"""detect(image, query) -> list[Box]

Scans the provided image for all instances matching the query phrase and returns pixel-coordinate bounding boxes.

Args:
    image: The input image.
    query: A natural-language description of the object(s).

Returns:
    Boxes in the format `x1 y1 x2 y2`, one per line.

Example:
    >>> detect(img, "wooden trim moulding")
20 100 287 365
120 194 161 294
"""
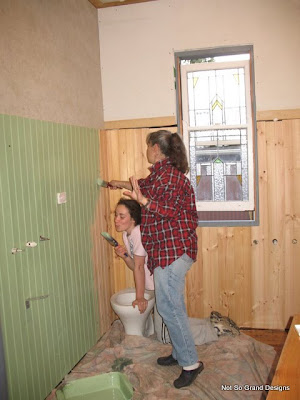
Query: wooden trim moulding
256 109 300 121
88 0 156 9
104 116 177 130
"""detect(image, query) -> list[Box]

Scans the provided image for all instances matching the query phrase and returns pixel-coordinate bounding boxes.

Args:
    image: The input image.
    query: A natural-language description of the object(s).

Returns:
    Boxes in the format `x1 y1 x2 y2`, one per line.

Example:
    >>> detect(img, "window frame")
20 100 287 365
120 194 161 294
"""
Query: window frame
174 45 259 227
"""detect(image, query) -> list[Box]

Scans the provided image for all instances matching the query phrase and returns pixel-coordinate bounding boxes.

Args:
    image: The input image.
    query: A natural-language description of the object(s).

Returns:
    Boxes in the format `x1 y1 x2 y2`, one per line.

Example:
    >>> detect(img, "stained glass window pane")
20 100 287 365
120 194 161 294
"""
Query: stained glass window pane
178 49 256 221
187 68 246 127
189 129 249 203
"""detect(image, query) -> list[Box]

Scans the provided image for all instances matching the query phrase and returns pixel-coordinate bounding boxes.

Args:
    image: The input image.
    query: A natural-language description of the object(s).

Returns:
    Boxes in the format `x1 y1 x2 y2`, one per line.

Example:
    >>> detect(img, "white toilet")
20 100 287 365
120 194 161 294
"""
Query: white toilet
110 288 155 336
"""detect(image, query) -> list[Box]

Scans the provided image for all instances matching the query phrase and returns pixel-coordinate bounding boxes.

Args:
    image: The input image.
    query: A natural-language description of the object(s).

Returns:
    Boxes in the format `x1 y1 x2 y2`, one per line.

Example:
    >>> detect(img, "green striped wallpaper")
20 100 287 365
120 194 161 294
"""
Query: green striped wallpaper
0 114 100 400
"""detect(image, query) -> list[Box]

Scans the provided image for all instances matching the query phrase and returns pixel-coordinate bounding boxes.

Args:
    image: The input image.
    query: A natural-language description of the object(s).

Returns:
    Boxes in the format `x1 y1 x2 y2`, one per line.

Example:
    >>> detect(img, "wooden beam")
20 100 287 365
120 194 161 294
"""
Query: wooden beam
88 0 157 9
256 109 300 121
104 116 177 130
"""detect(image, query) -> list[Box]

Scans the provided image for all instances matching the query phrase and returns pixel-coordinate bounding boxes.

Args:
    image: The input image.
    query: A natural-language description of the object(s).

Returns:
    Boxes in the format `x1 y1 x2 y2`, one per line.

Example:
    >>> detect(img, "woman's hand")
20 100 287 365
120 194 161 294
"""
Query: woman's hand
132 297 148 314
114 245 128 259
108 180 121 190
109 180 133 190
123 176 147 206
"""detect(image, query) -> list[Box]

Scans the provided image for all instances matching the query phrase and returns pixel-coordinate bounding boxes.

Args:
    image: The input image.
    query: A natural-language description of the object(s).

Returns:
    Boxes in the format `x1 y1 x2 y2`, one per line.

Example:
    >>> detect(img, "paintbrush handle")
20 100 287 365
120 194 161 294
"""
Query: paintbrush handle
113 242 129 258
113 241 129 257
101 232 129 257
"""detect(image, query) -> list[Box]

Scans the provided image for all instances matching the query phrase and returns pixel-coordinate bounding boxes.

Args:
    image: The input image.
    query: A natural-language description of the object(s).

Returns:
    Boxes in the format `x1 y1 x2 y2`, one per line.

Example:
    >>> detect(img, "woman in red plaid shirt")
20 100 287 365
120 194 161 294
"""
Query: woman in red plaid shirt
110 130 204 389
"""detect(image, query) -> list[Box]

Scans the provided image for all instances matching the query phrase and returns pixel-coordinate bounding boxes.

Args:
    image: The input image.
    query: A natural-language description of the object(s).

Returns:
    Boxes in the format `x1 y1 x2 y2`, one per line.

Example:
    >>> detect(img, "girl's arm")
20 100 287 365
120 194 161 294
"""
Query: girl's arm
132 255 148 314
115 247 148 313
114 245 134 270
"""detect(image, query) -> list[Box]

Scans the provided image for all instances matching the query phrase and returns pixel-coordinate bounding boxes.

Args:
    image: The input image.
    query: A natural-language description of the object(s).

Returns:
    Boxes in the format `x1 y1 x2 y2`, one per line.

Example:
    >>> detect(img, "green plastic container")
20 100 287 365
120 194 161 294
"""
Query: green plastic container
55 372 133 400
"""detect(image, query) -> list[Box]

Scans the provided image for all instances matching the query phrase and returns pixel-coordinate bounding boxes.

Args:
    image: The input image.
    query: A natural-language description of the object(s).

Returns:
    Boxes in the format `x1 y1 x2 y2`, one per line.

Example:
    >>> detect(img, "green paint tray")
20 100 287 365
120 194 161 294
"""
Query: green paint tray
55 372 133 400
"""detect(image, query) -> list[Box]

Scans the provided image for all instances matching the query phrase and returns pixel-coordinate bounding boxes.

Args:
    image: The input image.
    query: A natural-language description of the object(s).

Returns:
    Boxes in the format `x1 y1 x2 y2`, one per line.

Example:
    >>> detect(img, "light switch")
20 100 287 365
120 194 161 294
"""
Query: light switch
57 192 67 204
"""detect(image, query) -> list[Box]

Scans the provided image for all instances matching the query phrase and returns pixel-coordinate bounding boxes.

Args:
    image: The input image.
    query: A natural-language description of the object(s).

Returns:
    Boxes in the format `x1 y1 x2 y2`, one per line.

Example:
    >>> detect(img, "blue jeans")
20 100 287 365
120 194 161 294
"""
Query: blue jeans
154 253 198 367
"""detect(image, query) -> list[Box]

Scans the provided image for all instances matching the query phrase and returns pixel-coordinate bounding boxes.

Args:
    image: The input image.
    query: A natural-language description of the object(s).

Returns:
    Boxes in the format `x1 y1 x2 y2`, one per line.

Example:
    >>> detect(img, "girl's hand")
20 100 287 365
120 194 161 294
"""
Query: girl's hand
114 245 128 259
132 297 148 314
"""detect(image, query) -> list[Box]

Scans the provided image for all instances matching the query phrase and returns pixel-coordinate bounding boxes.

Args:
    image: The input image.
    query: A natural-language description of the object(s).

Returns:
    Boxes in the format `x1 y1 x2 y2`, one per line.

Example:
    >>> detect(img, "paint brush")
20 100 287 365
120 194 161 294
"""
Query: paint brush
96 178 123 189
101 232 128 257
96 178 111 188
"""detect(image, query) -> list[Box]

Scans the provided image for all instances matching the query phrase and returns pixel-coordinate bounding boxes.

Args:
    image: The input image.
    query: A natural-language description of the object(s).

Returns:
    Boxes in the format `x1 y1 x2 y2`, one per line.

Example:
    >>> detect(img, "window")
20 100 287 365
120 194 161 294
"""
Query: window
175 46 258 226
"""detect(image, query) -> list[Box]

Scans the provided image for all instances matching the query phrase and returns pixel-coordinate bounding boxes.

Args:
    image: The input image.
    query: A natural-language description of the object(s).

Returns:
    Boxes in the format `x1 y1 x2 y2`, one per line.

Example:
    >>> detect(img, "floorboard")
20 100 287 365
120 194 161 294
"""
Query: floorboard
241 328 288 366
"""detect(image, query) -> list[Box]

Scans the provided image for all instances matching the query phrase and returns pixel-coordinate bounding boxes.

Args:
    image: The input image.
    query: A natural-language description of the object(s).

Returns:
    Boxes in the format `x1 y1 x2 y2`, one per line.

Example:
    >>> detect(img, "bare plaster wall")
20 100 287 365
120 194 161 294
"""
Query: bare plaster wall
0 0 104 128
98 0 300 122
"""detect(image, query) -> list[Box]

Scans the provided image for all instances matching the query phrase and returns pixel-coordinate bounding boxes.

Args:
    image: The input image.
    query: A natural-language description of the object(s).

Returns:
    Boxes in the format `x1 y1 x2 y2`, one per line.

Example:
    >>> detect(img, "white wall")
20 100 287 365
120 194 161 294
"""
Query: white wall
98 0 300 122
0 0 104 128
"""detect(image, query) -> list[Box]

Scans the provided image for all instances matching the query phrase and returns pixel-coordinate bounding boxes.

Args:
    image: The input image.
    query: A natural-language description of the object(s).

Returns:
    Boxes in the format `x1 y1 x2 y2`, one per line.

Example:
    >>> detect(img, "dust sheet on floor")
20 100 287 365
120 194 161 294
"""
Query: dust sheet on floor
62 320 276 399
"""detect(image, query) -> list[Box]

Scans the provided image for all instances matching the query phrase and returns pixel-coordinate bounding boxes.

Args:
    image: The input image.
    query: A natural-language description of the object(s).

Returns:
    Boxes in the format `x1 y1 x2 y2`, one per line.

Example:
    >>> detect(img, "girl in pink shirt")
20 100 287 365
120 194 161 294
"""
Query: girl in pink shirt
114 198 154 313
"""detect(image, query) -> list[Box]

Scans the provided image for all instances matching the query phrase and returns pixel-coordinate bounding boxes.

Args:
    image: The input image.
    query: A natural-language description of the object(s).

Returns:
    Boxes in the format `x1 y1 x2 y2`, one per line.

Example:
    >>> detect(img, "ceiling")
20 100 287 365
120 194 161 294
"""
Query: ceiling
88 0 157 8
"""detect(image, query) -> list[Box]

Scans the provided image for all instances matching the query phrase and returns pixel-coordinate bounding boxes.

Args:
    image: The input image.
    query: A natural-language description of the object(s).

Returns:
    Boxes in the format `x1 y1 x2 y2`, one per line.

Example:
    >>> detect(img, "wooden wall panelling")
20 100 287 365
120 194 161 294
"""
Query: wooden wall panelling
252 121 286 329
192 228 219 318
251 120 299 329
185 227 204 317
282 120 294 325
266 121 286 328
219 228 238 317
195 226 252 324
100 127 177 299
250 121 268 327
122 130 137 289
232 226 252 324
99 121 300 330
292 120 300 315
132 129 148 177
284 120 300 320
106 130 127 294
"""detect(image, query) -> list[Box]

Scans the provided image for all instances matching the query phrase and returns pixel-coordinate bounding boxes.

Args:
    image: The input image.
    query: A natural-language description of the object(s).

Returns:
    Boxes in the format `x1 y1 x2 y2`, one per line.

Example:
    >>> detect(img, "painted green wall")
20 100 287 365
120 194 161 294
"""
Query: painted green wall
0 114 100 400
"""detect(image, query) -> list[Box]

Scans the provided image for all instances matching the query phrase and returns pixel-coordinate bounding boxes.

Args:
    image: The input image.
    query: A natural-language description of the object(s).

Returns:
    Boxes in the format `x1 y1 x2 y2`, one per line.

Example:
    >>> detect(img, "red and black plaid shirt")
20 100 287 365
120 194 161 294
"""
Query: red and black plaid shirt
138 158 198 274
